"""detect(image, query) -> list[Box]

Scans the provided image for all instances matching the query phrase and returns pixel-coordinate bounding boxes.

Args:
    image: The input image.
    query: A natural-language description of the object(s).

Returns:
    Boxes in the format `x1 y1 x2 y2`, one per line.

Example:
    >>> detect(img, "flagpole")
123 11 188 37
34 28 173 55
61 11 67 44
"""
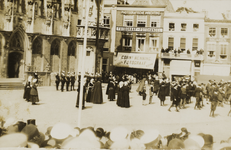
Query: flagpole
77 0 89 128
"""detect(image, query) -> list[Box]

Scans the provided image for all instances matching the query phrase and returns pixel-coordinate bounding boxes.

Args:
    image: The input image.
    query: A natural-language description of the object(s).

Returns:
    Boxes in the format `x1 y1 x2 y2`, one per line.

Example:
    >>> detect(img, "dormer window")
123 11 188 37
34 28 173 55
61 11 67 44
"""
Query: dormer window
181 23 187 31
169 23 175 31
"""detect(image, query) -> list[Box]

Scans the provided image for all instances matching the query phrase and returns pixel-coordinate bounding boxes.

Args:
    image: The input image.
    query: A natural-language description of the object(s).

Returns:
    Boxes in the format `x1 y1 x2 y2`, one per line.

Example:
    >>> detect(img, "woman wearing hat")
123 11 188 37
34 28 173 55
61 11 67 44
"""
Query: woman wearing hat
121 81 130 108
86 78 94 102
30 75 39 105
23 75 32 102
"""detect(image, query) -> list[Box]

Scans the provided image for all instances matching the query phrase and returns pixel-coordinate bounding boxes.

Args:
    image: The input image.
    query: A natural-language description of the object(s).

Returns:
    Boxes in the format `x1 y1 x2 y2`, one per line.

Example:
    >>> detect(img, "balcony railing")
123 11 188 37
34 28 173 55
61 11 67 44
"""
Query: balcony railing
76 25 110 40
161 53 204 60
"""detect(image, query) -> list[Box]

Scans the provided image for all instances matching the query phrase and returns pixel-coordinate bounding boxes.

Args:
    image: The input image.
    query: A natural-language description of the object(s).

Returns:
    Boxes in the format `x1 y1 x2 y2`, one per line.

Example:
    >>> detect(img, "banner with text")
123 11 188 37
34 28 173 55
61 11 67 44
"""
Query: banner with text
113 53 157 69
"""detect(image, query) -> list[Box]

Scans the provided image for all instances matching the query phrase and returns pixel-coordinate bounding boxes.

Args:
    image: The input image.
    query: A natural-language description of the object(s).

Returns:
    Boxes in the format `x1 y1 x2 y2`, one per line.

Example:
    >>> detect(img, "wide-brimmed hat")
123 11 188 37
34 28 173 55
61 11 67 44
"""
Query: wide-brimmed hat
140 129 159 144
0 133 27 148
168 139 185 149
110 126 128 142
184 135 205 149
3 117 17 129
50 122 72 140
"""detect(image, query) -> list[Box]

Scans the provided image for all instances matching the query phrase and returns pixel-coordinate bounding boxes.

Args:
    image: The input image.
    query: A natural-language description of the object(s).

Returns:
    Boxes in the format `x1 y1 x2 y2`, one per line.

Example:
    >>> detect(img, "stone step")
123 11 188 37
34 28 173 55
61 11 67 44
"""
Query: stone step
0 78 25 90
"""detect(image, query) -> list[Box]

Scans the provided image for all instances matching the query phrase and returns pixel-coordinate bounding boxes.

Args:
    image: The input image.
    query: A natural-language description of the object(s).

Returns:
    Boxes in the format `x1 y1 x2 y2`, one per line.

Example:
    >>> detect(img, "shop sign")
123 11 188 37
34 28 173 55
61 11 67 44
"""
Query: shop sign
116 26 163 33
121 11 161 16
113 52 156 69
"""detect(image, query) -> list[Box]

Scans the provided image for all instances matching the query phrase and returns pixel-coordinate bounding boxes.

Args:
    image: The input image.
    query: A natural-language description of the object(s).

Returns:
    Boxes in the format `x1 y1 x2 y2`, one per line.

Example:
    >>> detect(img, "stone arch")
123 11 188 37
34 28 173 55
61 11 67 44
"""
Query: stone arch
50 38 60 72
7 28 29 78
67 40 77 73
32 36 43 71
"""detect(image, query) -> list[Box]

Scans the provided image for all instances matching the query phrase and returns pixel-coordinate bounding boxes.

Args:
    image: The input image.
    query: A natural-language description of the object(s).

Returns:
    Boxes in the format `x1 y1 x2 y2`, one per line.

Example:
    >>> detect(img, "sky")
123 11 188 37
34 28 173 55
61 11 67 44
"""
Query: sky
127 0 231 13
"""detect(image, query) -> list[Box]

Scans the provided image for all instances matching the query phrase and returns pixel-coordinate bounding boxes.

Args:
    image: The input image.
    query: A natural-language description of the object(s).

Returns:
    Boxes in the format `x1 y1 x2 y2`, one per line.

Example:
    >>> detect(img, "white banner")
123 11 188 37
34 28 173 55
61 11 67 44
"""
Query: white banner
113 53 157 69
170 60 191 75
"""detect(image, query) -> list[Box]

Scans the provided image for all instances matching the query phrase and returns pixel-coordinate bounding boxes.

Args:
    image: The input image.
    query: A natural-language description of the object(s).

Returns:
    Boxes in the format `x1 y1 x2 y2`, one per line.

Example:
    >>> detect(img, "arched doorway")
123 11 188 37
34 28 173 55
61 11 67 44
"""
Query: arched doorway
8 32 24 78
50 39 60 72
67 40 76 73
8 52 23 78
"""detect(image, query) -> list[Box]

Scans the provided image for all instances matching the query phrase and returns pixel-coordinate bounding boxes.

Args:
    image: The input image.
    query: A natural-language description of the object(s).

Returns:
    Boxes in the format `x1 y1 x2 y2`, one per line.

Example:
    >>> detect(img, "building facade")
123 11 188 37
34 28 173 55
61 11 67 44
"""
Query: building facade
103 0 175 76
161 9 205 80
0 0 109 86
203 14 231 76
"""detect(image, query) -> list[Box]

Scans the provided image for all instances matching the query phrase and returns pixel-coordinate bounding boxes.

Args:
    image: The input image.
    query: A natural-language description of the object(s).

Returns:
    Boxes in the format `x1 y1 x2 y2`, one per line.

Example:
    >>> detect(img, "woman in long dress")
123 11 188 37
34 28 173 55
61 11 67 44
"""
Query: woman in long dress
23 76 32 102
86 78 94 102
136 78 146 96
76 78 87 108
116 81 124 107
158 79 166 106
121 81 130 108
30 78 39 105
107 80 115 101
92 78 103 104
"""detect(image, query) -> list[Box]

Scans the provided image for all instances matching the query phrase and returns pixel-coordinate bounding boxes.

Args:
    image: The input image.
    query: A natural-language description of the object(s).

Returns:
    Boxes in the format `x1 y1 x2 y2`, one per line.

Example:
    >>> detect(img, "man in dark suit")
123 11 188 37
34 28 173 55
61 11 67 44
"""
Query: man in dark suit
70 72 76 91
55 73 60 91
66 72 71 91
60 71 66 92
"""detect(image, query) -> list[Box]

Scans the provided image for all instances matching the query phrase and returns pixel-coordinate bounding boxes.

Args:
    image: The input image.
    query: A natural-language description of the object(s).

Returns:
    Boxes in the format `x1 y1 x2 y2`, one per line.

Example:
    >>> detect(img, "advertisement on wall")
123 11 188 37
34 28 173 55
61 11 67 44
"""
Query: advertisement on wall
113 53 157 69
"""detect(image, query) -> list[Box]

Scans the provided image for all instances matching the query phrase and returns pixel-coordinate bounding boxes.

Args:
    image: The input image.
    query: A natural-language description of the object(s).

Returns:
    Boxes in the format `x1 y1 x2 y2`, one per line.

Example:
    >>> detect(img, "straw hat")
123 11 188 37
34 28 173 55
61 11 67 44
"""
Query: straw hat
0 133 27 148
3 117 17 128
50 122 72 140
110 126 128 142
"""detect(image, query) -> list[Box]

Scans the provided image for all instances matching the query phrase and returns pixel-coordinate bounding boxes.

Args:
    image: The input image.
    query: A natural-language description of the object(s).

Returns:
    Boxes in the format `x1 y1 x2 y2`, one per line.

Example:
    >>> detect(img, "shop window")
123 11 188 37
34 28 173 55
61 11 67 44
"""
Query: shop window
32 37 42 54
221 28 228 37
169 23 175 31
181 23 187 31
136 38 145 52
180 38 186 51
192 38 198 51
150 16 160 27
51 39 60 55
209 28 216 37
137 15 147 27
68 41 76 56
150 38 159 51
103 16 110 28
220 44 227 59
124 15 133 27
193 24 199 31
168 37 174 50
53 0 62 19
207 43 216 58
34 0 44 16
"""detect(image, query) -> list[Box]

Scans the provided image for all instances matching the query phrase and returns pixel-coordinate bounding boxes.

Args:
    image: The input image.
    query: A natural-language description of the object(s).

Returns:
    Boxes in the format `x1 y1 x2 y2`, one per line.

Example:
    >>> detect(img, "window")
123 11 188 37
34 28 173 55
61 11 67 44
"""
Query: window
207 43 216 58
124 15 133 27
78 19 82 25
0 34 2 55
0 0 4 10
35 0 44 16
53 0 62 19
14 0 26 14
68 41 76 56
103 16 110 27
180 38 186 51
209 28 216 37
150 16 160 27
86 51 91 56
168 37 174 50
220 44 227 59
123 38 132 47
32 37 42 54
136 38 145 52
137 15 147 27
221 28 228 37
192 38 198 51
193 24 199 31
73 0 78 12
150 38 159 51
169 23 175 31
102 58 108 72
51 39 60 55
181 23 187 31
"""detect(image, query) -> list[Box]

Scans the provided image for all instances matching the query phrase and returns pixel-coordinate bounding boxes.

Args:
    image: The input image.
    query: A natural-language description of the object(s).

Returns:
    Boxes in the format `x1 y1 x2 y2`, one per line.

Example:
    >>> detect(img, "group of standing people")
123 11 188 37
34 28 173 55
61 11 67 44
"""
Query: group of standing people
76 74 103 109
55 71 76 92
23 72 39 105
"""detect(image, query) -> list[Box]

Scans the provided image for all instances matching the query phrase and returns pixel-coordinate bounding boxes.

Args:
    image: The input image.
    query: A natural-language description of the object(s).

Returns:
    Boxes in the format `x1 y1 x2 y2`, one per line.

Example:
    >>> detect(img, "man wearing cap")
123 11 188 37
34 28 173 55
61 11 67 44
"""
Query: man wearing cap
70 72 76 91
66 72 71 91
60 71 66 92
55 73 60 91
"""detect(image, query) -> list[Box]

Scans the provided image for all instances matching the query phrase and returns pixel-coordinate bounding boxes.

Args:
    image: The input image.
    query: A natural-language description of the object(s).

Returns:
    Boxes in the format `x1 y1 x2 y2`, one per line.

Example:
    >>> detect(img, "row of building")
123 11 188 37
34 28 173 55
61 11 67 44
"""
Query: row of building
0 0 230 86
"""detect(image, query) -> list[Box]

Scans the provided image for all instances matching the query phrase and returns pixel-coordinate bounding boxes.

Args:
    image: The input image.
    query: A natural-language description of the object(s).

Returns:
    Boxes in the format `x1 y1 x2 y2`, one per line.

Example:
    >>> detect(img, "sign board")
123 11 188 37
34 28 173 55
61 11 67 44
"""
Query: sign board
121 11 161 15
113 53 156 69
170 60 191 75
116 27 163 33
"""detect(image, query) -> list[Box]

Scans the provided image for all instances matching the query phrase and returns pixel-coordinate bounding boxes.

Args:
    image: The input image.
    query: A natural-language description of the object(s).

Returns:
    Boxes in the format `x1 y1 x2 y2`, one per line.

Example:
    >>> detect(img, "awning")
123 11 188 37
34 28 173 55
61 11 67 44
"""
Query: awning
113 52 157 69
170 60 191 75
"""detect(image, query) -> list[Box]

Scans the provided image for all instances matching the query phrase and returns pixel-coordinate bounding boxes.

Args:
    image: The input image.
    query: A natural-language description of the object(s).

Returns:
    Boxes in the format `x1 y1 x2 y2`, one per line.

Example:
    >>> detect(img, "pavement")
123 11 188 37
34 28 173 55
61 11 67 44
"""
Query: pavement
0 83 231 144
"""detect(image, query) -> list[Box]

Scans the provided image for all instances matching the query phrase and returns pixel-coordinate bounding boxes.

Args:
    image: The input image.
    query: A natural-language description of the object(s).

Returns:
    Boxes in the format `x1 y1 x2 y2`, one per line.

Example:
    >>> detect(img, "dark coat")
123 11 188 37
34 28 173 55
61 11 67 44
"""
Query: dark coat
76 82 86 107
121 86 130 108
107 82 115 100
23 82 31 100
158 82 166 101
117 86 123 107
154 80 160 93
30 82 39 103
86 82 94 102
92 81 103 104
194 87 202 98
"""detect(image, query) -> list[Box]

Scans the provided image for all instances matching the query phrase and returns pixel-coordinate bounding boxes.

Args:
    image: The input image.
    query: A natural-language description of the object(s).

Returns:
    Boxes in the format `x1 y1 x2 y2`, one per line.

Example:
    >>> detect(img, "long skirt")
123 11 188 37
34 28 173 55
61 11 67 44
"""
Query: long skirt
211 101 217 111
31 95 39 103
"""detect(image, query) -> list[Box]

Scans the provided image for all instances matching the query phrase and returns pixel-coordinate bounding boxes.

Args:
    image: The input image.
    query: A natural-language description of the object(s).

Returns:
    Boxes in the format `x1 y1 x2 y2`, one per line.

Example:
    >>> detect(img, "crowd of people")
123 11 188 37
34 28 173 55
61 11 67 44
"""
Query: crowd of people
0 117 231 149
55 71 76 92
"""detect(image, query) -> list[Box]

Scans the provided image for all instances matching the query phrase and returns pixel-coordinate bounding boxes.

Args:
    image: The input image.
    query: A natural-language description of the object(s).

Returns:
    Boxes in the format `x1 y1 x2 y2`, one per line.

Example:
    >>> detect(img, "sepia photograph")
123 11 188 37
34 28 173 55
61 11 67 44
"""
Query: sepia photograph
0 0 231 149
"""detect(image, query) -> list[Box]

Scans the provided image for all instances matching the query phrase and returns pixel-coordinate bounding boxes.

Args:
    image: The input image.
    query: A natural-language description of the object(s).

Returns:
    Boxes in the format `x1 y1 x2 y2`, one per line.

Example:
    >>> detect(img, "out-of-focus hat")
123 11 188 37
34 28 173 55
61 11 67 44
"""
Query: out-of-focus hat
168 139 185 149
189 135 205 148
0 133 27 148
202 134 214 145
140 129 159 144
50 122 72 140
61 137 101 149
130 138 145 149
45 126 53 136
79 129 97 142
110 139 130 149
3 117 17 128
6 125 19 134
110 126 128 142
